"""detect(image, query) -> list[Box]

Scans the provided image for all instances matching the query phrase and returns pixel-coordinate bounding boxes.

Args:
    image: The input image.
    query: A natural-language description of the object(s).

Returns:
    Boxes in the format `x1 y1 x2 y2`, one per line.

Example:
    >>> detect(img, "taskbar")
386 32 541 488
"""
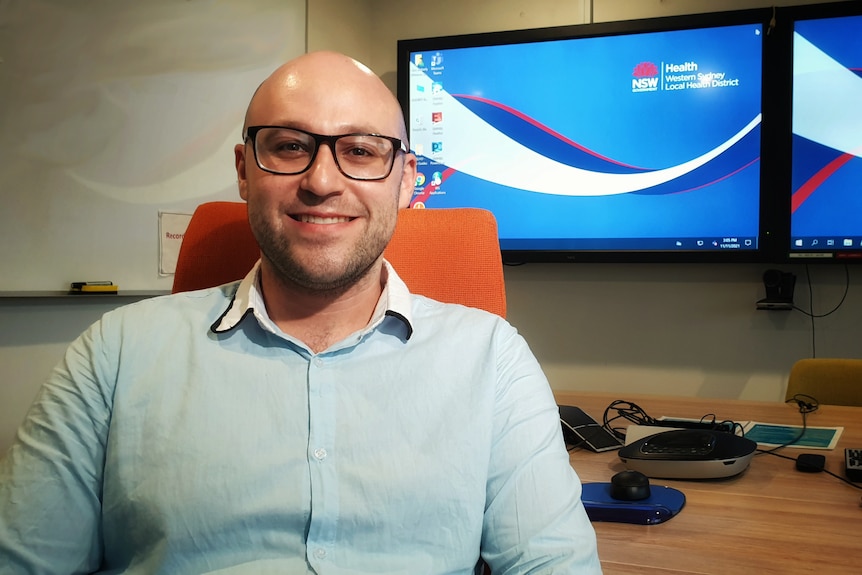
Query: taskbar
790 236 862 253
791 236 862 257
500 236 759 252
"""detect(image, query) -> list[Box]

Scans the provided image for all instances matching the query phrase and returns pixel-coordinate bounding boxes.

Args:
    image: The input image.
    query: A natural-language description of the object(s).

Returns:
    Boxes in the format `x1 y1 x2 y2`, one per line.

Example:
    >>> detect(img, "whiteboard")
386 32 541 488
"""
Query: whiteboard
0 0 306 291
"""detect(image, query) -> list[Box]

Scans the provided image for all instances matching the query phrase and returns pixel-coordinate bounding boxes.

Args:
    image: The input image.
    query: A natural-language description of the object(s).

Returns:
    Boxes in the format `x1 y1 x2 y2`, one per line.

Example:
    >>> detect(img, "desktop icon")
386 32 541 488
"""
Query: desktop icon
432 82 443 94
431 141 443 153
432 111 443 123
415 173 426 186
431 52 443 67
414 54 424 67
431 172 443 186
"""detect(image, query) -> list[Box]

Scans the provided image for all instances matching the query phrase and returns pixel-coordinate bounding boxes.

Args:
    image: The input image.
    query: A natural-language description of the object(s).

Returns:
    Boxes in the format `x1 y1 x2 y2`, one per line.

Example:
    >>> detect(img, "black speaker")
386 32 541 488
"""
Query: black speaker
757 269 795 310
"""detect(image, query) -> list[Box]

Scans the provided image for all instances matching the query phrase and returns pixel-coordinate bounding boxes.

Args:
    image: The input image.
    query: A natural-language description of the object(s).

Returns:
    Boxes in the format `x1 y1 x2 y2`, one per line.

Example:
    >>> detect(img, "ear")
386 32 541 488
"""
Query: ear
235 143 249 201
397 152 417 209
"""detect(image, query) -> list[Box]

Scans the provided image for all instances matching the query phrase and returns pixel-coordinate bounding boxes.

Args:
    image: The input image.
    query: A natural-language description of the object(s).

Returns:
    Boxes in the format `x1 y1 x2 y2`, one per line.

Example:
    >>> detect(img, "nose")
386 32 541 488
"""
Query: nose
300 142 344 197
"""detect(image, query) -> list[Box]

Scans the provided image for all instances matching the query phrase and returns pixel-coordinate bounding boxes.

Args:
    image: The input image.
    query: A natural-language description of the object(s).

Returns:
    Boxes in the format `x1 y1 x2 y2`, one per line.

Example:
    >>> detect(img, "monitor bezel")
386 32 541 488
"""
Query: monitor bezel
397 8 782 264
779 0 862 264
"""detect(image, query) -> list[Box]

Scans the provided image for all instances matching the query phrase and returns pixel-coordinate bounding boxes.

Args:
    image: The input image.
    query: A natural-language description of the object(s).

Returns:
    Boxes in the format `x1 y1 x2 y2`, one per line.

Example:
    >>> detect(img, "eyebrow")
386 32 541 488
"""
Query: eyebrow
259 121 396 136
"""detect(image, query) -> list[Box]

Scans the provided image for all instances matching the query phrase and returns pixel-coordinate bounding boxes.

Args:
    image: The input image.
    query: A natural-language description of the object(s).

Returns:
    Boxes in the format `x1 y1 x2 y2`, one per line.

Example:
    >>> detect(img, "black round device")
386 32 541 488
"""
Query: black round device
610 470 651 501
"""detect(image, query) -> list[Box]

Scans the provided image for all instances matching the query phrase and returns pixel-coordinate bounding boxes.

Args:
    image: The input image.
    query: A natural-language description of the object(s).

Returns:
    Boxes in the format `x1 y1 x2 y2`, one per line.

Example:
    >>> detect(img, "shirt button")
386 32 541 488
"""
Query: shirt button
313 357 324 367
314 547 327 559
313 447 327 460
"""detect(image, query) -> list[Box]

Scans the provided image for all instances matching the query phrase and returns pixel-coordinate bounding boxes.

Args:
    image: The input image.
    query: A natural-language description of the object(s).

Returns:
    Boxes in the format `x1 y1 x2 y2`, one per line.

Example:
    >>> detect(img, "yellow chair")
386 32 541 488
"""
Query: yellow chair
785 358 862 407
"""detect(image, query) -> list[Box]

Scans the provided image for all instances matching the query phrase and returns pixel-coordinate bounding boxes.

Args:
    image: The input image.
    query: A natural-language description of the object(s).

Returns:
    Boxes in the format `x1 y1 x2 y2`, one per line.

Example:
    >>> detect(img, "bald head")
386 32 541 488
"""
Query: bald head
243 51 408 144
233 50 417 309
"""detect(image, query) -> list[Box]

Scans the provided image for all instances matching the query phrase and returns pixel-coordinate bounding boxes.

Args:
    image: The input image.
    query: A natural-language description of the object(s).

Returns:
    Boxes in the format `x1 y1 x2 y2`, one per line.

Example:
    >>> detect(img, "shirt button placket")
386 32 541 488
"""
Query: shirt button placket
306 353 337 569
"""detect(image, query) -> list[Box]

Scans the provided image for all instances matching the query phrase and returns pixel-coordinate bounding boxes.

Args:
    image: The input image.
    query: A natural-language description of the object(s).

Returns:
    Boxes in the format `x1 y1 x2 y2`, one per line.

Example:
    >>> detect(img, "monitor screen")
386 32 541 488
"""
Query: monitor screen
398 10 774 262
788 3 862 261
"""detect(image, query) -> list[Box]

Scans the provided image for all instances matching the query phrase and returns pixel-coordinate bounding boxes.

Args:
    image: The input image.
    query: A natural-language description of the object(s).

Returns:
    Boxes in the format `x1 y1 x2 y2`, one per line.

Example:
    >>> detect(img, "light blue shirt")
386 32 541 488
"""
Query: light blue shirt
0 261 600 574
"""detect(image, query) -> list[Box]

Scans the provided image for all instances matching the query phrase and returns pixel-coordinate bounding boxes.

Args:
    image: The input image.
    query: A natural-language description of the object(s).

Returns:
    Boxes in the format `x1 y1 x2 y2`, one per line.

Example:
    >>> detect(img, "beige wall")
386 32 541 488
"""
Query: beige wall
309 0 590 92
306 0 862 402
309 0 840 89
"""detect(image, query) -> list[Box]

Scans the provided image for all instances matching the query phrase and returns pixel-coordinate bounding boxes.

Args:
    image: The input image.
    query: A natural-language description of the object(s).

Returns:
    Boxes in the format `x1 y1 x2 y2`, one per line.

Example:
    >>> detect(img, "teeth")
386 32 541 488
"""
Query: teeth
296 214 351 224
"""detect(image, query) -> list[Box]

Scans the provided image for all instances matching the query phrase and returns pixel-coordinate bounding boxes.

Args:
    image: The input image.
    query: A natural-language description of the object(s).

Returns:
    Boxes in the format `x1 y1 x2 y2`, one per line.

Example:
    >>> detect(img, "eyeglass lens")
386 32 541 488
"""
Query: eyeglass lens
254 127 397 180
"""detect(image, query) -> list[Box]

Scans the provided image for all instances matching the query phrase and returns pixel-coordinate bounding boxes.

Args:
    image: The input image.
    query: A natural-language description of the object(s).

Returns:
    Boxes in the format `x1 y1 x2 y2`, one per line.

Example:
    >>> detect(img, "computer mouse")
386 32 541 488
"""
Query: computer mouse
610 470 651 501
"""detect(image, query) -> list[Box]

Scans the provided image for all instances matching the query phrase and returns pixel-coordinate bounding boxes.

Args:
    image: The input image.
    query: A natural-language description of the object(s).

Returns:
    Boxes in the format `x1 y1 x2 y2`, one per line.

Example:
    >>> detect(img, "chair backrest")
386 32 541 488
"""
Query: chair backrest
172 202 259 296
785 358 862 407
172 201 507 318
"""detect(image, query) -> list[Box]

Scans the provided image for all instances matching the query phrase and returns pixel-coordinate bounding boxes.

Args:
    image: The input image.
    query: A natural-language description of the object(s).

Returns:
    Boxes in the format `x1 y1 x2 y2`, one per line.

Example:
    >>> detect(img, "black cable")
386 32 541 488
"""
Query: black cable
791 264 849 319
791 264 850 357
754 394 862 491
754 393 819 454
724 420 746 436
788 393 819 414
602 400 658 440
806 264 816 356
763 450 862 491
601 400 742 440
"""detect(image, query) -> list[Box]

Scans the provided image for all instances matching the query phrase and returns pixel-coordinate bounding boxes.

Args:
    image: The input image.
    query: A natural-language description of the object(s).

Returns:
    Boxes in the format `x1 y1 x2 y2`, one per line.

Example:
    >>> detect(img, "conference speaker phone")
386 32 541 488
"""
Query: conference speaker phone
618 428 757 479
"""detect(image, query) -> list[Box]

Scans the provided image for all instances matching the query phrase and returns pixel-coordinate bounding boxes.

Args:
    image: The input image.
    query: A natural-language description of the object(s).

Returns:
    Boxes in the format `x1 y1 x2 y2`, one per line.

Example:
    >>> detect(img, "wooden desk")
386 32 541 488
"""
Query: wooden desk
555 391 862 575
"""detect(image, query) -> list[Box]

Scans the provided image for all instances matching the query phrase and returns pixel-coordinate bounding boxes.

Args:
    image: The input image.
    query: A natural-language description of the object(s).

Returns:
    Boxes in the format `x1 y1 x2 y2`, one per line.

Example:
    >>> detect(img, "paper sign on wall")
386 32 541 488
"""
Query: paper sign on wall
159 212 192 276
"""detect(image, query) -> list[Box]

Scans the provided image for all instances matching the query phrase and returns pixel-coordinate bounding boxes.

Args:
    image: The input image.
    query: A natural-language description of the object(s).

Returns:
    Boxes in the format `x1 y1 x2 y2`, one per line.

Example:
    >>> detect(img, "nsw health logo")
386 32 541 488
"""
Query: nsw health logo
632 61 659 92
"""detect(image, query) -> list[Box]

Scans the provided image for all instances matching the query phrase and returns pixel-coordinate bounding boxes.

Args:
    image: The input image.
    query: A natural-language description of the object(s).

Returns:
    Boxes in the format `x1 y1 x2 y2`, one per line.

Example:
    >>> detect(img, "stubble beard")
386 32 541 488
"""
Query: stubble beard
249 207 395 297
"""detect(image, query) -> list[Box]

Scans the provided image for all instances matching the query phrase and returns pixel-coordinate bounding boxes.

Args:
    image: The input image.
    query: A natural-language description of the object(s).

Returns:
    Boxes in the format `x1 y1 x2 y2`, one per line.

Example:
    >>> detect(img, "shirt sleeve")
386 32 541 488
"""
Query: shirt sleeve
0 320 112 574
480 324 603 574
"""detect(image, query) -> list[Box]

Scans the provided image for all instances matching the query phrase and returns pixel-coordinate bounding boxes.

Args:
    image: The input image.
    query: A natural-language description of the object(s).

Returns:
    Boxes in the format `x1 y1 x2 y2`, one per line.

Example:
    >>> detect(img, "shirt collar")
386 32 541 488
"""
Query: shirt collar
211 259 414 340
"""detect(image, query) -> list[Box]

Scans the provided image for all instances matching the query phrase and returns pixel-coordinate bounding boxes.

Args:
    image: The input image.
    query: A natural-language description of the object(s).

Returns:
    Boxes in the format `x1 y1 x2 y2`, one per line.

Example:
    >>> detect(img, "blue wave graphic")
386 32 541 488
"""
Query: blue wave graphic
454 95 650 174
454 94 760 197
634 125 760 196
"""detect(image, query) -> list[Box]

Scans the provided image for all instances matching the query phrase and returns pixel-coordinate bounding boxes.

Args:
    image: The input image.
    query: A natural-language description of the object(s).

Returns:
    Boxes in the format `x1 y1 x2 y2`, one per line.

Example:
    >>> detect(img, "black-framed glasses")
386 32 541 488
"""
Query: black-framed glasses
244 126 408 181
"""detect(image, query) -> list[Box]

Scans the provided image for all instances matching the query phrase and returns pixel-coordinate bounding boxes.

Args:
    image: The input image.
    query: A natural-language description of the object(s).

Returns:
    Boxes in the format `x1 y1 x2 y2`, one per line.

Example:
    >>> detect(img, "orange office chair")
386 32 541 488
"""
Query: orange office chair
172 201 506 318
785 358 862 407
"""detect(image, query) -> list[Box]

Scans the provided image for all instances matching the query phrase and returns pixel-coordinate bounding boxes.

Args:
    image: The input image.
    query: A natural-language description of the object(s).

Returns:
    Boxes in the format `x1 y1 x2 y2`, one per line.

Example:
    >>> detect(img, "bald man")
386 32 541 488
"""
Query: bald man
0 52 601 575
235 52 417 353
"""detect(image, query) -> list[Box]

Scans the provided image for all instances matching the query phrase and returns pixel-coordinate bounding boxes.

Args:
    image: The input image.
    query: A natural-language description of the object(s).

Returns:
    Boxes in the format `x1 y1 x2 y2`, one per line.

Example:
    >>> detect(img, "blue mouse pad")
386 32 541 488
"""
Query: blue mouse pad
581 483 686 525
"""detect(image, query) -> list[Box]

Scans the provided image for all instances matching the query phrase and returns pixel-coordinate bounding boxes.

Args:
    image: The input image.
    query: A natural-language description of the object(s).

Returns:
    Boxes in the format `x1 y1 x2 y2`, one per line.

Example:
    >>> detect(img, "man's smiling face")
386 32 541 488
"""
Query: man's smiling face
235 52 416 294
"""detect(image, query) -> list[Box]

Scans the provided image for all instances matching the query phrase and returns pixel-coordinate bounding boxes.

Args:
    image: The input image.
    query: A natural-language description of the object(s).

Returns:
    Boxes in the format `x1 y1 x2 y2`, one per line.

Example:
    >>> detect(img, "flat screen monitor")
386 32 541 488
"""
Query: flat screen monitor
788 2 862 262
397 10 776 263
